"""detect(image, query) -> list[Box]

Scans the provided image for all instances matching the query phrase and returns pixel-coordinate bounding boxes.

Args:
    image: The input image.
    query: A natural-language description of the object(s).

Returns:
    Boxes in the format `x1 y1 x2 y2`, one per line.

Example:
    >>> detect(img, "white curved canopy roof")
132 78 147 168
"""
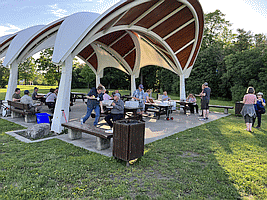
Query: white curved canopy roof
3 25 45 66
1 0 204 78
0 33 17 59
53 12 100 63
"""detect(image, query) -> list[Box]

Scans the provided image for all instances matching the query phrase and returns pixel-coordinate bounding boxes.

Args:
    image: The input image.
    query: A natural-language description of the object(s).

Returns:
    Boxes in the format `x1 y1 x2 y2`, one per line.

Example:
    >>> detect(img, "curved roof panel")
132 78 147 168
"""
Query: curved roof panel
52 12 100 63
59 0 204 76
0 34 17 59
3 25 45 66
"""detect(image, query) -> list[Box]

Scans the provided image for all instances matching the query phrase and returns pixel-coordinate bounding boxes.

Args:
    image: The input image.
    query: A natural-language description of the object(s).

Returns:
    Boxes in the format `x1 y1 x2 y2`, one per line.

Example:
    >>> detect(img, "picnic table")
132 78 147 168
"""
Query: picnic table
176 100 194 114
71 92 87 102
145 102 173 120
121 95 133 102
124 106 143 120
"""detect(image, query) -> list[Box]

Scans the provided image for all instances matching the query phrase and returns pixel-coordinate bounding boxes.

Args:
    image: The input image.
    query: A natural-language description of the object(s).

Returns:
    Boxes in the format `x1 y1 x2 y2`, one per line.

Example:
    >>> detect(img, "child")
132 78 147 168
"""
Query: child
253 92 266 129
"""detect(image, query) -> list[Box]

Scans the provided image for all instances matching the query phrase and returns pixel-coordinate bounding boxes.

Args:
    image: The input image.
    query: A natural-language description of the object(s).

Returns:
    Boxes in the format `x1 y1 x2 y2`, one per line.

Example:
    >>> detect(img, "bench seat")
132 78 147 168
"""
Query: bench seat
209 105 234 114
7 100 36 123
62 121 113 150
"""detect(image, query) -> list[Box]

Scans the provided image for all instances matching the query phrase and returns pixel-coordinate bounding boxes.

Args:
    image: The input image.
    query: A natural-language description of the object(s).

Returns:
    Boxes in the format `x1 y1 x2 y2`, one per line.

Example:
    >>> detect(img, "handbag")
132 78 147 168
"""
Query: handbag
257 104 265 114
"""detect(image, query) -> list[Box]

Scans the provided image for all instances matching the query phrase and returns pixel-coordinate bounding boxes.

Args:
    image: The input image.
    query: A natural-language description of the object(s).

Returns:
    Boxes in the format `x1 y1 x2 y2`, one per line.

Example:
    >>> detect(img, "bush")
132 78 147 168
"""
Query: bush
231 85 246 102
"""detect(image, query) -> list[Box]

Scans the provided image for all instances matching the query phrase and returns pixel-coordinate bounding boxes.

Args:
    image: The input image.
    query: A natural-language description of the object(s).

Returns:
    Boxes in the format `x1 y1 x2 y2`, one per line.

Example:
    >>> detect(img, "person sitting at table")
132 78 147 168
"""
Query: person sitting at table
103 90 112 100
162 91 171 101
133 84 145 114
55 87 58 95
32 87 38 103
186 94 199 114
105 93 124 133
21 90 42 113
144 89 152 103
12 88 21 102
112 90 121 97
45 89 57 112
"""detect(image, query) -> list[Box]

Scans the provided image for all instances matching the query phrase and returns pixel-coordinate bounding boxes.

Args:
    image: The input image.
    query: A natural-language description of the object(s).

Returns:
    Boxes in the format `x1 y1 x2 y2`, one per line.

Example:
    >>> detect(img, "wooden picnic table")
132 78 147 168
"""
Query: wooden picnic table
145 102 173 119
71 92 87 102
175 100 194 114
124 106 143 120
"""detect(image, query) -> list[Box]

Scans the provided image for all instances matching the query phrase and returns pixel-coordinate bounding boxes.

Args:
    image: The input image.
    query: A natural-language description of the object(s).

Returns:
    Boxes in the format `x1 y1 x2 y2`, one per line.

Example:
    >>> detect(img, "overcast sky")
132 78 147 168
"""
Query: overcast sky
1 0 267 37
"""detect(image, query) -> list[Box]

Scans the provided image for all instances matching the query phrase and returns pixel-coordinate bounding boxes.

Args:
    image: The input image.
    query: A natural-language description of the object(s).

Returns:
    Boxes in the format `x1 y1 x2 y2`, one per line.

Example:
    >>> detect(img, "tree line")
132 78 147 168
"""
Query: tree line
0 10 266 102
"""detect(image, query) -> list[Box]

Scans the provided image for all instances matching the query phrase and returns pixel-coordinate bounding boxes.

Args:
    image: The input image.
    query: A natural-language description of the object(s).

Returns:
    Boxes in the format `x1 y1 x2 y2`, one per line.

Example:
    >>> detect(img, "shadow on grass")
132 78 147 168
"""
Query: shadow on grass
0 117 242 199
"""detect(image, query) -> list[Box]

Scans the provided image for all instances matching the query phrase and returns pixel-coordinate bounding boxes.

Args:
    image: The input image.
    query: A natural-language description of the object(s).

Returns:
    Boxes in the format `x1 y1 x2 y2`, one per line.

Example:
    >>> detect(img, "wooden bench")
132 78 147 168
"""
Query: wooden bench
61 121 113 150
7 100 36 123
209 105 234 114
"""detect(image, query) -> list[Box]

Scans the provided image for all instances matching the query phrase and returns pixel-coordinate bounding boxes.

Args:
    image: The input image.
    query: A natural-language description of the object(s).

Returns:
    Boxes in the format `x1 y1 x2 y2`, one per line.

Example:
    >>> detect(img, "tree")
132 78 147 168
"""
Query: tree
0 60 9 88
101 67 130 89
35 48 61 85
233 29 254 52
79 64 96 89
18 57 36 85
202 9 234 49
72 58 87 88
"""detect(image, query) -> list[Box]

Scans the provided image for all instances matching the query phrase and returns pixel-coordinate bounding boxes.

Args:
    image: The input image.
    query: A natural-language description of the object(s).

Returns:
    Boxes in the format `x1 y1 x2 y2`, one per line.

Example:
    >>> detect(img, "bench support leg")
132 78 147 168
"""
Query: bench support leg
68 129 82 140
224 109 228 114
25 115 36 123
96 137 110 150
11 111 21 118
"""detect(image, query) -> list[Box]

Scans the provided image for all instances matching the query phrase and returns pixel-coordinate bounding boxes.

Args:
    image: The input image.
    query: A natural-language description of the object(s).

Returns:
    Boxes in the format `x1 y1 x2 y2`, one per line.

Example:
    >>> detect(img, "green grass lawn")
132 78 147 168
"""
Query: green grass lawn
1 113 267 199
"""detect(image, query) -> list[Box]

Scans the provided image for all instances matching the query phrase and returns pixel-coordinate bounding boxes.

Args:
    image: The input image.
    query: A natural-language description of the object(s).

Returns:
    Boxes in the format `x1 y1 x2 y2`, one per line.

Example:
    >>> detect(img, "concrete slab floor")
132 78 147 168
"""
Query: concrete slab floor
2 99 229 157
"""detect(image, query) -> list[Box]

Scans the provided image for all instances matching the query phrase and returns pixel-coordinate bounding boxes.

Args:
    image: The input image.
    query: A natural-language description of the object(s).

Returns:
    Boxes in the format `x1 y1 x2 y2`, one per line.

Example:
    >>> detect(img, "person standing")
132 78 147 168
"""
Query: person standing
199 82 211 120
133 84 145 114
82 85 104 126
241 87 257 132
252 92 265 129
105 93 124 133
12 88 21 102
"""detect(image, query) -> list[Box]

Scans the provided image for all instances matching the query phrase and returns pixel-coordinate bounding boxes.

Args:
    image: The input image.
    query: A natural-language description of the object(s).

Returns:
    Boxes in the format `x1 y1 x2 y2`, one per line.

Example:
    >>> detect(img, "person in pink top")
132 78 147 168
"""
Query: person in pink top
103 90 112 101
241 87 257 132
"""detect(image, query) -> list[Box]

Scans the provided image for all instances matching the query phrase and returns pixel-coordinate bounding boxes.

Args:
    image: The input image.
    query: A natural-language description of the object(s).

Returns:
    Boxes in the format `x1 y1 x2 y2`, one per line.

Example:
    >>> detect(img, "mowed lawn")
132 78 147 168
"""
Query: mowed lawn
1 86 267 199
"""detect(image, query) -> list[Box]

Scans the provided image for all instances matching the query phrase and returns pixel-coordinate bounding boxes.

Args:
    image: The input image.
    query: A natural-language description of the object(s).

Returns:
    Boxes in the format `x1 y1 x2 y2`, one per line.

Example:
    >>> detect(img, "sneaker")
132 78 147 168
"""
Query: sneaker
199 118 206 121
256 126 261 129
206 117 209 120
105 129 113 133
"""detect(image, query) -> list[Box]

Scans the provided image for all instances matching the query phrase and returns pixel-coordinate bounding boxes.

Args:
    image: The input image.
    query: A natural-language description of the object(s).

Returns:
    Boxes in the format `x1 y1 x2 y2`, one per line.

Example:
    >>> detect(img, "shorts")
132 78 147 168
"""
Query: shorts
201 99 209 110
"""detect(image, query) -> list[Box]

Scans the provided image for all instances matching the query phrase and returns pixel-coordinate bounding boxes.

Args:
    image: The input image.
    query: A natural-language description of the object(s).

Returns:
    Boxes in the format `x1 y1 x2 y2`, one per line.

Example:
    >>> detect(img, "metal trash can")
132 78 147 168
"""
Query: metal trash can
235 102 244 115
113 119 145 166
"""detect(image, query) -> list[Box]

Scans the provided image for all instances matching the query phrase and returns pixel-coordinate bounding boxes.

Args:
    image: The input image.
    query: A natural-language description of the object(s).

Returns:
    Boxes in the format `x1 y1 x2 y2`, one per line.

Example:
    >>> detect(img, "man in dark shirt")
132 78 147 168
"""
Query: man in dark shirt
199 82 211 120
12 88 21 102
82 85 104 126
32 87 38 102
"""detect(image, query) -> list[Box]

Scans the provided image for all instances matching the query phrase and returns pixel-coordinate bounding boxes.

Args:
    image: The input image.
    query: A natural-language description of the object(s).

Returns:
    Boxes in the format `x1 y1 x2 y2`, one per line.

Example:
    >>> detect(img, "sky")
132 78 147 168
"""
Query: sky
1 0 267 37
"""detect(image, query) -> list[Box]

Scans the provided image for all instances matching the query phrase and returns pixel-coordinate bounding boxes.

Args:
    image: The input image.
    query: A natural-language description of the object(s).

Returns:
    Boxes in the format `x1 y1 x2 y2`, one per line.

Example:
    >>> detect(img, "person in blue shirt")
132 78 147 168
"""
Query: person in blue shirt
253 92 266 129
133 84 145 114
82 85 104 126
162 91 171 101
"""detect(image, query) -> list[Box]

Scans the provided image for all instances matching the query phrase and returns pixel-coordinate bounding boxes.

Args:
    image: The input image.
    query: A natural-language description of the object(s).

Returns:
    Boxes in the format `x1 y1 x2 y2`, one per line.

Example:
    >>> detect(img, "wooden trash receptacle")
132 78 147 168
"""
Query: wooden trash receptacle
235 102 244 115
113 119 145 166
